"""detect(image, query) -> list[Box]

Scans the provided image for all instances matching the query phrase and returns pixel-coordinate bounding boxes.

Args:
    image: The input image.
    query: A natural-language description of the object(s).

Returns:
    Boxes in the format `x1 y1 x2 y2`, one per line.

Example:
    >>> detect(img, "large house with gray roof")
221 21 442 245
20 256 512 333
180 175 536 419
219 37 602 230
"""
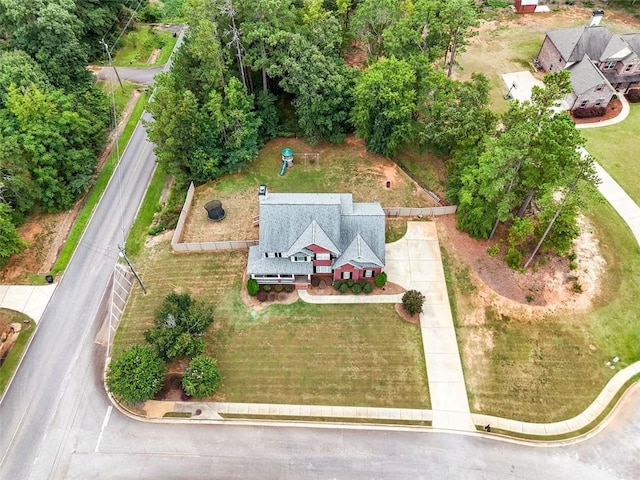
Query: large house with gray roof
246 186 385 288
536 22 640 111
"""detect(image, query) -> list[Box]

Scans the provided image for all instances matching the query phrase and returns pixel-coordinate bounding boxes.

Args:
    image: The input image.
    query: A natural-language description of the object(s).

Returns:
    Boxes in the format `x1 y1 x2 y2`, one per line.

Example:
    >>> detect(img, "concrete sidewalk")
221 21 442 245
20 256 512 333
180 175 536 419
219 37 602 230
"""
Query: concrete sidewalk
0 284 57 324
298 290 402 304
386 222 475 432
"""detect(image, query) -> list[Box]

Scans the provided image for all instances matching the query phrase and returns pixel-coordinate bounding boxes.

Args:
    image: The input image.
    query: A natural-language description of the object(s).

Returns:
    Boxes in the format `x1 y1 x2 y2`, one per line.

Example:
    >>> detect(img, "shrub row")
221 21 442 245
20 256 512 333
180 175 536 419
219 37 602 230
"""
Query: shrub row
573 106 606 118
332 279 374 294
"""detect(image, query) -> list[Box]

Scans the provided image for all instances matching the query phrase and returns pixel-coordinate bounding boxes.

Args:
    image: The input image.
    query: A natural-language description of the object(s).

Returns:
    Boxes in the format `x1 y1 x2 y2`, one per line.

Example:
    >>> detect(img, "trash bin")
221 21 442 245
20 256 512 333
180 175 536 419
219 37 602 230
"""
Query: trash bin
45 275 54 284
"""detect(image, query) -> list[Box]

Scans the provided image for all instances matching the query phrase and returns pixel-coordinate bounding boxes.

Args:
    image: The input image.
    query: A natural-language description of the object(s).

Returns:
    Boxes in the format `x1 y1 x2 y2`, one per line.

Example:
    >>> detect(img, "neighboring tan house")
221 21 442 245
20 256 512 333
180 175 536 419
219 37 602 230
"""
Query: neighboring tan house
246 186 385 288
536 19 640 110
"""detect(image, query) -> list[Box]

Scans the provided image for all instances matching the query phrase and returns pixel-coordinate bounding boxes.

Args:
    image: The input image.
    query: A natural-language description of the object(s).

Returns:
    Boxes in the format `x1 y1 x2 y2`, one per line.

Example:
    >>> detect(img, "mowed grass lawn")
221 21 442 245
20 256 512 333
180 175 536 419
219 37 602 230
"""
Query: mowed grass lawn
582 103 640 204
445 193 640 422
114 245 429 408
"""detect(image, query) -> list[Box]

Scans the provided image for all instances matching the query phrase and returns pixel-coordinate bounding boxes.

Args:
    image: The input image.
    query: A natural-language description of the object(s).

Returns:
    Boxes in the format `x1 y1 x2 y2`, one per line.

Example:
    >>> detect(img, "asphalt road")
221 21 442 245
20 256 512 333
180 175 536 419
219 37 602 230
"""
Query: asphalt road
95 66 164 85
1 31 640 480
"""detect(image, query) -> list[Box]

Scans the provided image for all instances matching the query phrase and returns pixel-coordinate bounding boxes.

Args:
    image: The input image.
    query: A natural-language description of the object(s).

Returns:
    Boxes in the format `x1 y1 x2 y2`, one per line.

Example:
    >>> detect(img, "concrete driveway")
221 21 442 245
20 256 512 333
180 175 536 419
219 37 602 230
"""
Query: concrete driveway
0 284 57 324
502 71 571 110
385 221 474 431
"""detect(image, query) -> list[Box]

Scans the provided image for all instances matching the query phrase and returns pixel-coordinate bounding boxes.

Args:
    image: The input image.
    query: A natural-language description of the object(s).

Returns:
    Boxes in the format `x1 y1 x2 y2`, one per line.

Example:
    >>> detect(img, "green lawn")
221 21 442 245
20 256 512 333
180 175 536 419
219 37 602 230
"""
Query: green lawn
582 103 640 204
448 193 640 422
112 25 177 67
0 310 34 396
114 246 429 409
97 81 145 120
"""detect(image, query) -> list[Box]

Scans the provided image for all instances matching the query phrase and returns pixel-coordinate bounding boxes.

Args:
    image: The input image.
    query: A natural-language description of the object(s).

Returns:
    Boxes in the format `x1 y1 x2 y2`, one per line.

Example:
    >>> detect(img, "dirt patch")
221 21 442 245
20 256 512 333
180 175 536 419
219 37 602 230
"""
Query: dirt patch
147 48 161 65
154 373 189 401
572 97 624 124
436 214 605 320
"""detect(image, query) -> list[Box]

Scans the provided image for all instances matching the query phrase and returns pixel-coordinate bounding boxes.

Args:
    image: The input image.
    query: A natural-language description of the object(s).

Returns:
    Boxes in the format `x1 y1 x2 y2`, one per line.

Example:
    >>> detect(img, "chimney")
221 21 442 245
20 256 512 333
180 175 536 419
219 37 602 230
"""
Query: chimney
589 10 604 27
258 184 267 200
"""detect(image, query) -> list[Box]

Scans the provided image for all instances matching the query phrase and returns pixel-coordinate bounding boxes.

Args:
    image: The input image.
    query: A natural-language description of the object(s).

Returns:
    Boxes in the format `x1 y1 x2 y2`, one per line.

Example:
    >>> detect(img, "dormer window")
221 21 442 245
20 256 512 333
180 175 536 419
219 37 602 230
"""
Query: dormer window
604 61 616 70
625 64 634 72
595 84 604 91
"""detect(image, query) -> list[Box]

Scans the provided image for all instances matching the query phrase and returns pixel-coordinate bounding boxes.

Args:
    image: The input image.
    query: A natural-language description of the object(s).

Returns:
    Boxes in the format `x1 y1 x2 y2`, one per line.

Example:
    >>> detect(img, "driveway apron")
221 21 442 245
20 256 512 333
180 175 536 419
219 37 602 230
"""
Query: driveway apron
386 222 475 431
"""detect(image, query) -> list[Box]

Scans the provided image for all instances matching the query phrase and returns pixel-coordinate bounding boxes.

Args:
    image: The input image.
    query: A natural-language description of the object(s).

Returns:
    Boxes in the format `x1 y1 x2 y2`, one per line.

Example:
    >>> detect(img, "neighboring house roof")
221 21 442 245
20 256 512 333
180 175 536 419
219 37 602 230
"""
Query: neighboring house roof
250 191 385 274
566 54 612 95
546 26 613 62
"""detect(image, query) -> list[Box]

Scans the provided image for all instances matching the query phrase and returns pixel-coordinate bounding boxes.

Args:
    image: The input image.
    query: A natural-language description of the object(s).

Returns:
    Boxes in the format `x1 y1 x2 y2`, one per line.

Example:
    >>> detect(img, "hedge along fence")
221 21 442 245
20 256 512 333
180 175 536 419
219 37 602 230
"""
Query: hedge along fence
383 206 457 217
171 183 457 253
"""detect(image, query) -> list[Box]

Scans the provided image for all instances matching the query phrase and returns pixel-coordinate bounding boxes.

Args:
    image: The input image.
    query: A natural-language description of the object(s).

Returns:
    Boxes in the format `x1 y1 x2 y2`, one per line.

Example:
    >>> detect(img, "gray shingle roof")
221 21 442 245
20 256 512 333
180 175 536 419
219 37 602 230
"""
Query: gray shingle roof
248 191 386 275
246 246 313 275
600 34 630 61
546 26 613 63
621 33 640 56
333 234 384 269
567 55 612 95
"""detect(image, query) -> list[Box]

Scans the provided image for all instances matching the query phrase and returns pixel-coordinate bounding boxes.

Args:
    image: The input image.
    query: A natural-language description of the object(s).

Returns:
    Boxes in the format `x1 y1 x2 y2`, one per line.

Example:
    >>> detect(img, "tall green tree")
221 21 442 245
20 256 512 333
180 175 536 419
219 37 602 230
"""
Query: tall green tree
439 0 478 77
352 57 416 156
416 70 494 154
2 84 107 211
350 0 401 62
0 0 91 89
0 202 25 262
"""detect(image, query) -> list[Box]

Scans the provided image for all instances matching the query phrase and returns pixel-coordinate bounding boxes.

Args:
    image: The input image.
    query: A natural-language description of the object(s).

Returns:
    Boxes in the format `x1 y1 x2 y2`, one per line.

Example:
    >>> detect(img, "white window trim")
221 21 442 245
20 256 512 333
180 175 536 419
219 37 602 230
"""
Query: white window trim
364 270 374 278
315 265 331 274
341 271 352 280
316 253 330 261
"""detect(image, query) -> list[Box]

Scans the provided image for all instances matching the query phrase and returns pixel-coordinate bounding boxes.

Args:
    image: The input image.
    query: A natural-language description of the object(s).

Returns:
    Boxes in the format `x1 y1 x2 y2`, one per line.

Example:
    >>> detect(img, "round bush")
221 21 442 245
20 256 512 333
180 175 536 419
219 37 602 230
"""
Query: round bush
333 281 342 290
106 344 166 404
246 278 259 296
257 290 268 302
263 285 271 292
274 284 283 292
363 282 373 294
374 272 387 288
352 284 362 294
268 292 277 302
285 285 294 293
311 277 321 287
182 355 221 399
346 279 355 288
339 283 348 294
358 279 367 288
402 289 425 316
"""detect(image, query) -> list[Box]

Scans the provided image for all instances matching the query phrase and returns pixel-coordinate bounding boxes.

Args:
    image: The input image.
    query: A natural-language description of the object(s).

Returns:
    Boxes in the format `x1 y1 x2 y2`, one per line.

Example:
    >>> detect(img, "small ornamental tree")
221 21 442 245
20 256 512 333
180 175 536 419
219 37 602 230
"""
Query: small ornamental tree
182 355 221 398
374 272 387 288
145 292 214 361
246 278 259 296
106 344 166 404
402 289 425 316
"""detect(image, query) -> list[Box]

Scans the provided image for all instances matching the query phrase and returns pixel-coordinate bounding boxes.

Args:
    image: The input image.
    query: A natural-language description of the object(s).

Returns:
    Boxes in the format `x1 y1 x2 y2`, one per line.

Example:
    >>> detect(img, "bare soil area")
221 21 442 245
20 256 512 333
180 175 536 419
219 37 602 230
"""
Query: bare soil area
436 214 605 320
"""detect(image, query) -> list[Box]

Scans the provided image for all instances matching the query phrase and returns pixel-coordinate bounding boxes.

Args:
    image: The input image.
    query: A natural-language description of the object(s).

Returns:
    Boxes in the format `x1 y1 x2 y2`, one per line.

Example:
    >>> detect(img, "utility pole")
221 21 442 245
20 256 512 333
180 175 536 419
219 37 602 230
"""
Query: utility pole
100 38 125 92
118 244 147 294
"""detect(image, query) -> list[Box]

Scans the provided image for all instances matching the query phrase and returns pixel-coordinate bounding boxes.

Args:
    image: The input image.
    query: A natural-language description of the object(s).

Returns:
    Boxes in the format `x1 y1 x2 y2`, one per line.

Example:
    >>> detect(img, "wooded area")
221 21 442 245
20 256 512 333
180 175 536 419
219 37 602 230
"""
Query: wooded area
145 0 596 269
0 0 600 270
0 1 148 261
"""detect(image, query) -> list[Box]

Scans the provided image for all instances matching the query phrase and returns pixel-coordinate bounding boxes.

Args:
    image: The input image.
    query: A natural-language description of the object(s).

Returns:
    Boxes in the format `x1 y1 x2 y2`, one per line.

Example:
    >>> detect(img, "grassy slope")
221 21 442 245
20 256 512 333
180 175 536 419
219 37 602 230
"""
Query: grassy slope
52 91 150 275
114 248 429 408
581 103 640 204
112 26 177 68
0 310 34 396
